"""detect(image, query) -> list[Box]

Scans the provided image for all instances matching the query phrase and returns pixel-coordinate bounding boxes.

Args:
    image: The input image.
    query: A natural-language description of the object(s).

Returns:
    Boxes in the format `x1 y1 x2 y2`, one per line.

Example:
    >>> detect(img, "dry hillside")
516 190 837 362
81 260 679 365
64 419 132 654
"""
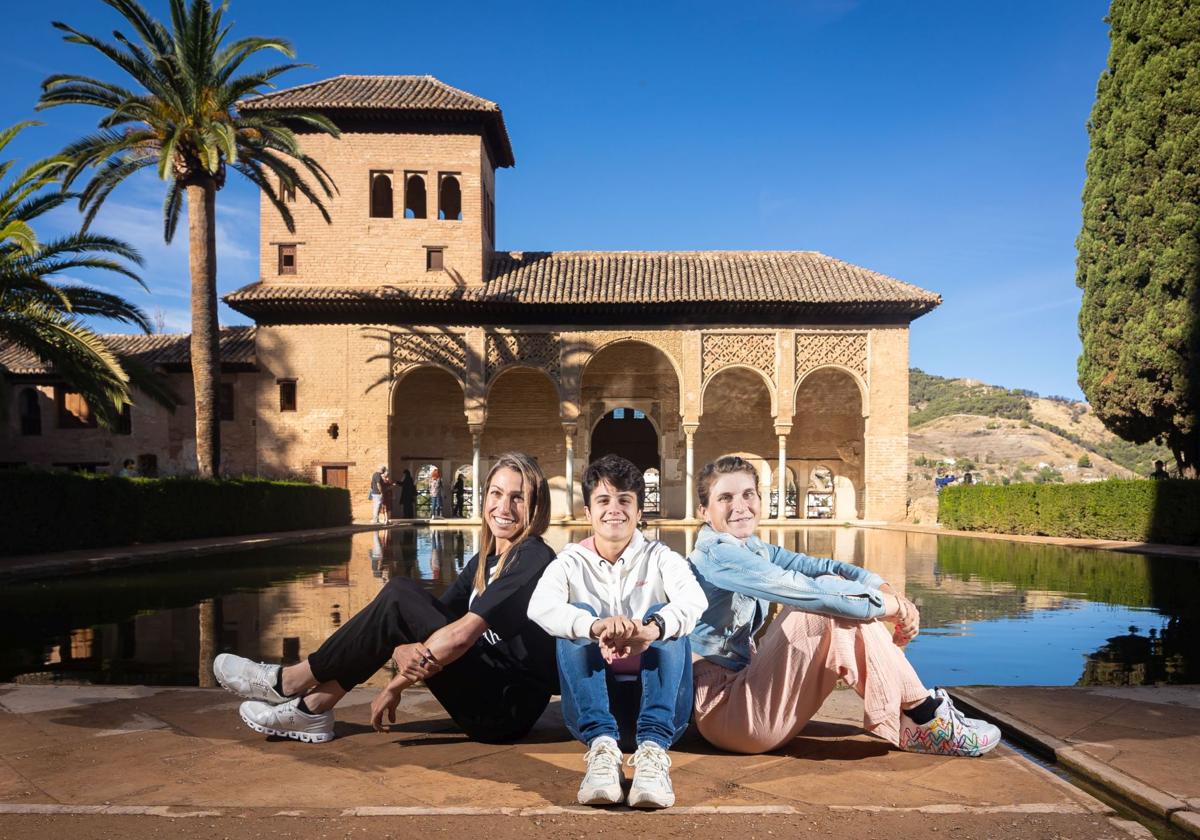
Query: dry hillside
904 369 1170 524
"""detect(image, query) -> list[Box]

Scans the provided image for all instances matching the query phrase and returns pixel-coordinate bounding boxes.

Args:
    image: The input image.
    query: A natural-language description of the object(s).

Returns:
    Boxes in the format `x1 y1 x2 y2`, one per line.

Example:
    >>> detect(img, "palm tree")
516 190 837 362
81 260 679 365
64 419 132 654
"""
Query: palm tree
38 0 338 477
1 120 174 428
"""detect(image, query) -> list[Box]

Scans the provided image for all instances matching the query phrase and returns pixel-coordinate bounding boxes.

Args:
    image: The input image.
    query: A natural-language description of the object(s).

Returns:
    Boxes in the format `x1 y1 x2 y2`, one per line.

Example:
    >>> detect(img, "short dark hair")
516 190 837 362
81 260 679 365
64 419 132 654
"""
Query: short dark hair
583 454 644 509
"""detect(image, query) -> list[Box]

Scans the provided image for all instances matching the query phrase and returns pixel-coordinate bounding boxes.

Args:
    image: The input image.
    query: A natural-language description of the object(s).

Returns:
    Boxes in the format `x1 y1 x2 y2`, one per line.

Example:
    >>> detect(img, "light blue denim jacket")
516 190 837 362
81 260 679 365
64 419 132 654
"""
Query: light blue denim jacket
688 525 888 671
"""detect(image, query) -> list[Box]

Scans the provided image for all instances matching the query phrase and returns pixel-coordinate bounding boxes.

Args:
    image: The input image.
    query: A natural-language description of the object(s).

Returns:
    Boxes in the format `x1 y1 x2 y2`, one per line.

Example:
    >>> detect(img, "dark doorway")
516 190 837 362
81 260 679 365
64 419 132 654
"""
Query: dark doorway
590 407 659 475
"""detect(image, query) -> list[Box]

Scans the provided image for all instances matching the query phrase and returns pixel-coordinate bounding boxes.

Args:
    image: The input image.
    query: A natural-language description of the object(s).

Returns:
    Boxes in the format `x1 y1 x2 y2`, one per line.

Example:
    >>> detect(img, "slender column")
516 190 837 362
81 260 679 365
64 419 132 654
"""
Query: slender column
563 424 576 521
684 425 698 520
470 429 482 519
777 433 788 520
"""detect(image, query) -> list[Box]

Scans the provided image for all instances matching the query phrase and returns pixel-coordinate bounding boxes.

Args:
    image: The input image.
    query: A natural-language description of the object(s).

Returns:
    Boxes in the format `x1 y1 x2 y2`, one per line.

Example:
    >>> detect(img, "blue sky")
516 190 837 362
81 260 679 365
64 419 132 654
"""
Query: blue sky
2 0 1110 399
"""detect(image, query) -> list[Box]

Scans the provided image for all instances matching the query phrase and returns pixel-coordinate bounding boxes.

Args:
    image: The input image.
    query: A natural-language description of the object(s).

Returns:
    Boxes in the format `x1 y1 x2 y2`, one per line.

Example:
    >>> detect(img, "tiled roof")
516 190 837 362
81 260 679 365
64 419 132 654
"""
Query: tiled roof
239 75 515 167
224 252 941 325
0 327 255 375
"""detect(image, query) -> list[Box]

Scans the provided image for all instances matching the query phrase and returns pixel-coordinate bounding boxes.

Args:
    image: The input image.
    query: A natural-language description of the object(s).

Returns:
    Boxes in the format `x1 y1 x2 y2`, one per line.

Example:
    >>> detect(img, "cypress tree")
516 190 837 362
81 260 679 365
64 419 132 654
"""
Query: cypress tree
1077 0 1200 478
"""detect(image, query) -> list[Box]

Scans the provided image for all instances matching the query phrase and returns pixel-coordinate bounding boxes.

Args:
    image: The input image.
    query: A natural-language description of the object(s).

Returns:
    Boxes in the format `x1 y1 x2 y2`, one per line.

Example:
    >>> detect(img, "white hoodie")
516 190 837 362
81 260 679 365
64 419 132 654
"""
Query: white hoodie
527 529 707 641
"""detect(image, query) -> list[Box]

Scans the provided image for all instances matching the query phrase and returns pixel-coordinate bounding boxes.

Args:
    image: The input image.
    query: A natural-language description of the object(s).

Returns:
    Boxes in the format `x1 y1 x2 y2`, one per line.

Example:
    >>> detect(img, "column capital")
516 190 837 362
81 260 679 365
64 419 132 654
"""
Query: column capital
468 424 484 438
774 425 792 438
682 423 699 437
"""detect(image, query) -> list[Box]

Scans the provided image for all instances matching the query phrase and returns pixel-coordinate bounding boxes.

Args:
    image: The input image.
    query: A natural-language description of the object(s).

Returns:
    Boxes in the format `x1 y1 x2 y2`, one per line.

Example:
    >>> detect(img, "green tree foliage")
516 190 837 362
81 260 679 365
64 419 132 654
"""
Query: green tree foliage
1079 453 1093 468
1077 0 1200 478
0 121 174 427
38 0 339 477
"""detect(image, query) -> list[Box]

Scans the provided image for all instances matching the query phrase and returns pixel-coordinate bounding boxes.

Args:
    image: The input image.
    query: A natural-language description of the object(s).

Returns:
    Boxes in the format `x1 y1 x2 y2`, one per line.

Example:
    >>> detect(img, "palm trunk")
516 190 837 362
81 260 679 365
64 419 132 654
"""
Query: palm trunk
187 179 221 479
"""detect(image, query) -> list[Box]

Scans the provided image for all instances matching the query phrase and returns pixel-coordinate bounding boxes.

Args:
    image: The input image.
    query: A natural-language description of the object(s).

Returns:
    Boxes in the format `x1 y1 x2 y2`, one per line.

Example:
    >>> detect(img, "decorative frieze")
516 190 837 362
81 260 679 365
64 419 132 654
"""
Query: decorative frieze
701 332 776 381
795 331 868 380
486 332 560 381
391 331 467 379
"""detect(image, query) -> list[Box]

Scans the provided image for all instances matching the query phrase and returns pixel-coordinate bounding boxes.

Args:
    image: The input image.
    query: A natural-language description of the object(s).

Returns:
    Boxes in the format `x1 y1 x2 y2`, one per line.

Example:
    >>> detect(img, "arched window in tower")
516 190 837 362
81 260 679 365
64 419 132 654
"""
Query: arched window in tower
404 173 427 219
369 171 393 218
19 388 41 436
438 174 462 221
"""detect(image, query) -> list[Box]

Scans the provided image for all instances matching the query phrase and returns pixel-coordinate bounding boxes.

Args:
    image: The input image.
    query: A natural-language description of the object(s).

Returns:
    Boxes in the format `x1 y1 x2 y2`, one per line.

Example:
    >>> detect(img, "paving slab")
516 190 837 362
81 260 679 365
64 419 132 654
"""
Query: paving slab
954 684 1200 834
0 682 1113 826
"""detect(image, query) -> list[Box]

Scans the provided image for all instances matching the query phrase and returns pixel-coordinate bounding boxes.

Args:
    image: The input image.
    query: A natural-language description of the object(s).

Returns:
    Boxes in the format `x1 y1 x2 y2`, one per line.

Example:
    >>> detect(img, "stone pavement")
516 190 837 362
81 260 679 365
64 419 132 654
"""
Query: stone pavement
0 683 1152 838
954 685 1200 836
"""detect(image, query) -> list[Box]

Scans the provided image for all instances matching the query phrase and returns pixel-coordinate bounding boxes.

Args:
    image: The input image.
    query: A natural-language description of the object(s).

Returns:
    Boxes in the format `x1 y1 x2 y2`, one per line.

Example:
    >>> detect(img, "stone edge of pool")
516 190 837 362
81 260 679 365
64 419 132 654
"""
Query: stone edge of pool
949 686 1200 838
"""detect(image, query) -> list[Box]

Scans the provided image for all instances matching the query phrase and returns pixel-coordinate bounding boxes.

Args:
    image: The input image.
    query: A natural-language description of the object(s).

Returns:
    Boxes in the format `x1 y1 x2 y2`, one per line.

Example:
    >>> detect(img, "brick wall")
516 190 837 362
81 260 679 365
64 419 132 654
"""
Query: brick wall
258 132 492 288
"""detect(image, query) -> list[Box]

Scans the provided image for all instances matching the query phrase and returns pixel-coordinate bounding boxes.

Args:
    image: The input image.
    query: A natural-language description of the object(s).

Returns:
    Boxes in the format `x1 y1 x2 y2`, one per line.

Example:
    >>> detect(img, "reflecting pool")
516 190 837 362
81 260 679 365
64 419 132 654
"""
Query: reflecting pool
1 526 1195 688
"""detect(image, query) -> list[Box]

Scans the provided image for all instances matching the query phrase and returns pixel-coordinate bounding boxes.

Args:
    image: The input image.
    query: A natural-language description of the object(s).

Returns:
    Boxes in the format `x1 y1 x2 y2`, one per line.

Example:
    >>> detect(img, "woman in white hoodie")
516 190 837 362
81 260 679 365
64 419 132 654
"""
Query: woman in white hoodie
528 454 707 810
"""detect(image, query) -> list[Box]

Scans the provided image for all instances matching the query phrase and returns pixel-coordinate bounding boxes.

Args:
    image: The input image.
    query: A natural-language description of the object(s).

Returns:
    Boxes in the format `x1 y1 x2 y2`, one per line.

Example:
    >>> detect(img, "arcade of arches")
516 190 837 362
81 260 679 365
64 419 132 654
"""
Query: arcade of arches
381 326 909 523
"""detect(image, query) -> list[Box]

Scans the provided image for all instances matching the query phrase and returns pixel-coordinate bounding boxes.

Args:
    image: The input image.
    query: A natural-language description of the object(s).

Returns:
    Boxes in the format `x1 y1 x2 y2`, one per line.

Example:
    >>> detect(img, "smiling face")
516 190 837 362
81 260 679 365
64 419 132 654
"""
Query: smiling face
584 479 641 548
483 467 527 552
699 470 761 540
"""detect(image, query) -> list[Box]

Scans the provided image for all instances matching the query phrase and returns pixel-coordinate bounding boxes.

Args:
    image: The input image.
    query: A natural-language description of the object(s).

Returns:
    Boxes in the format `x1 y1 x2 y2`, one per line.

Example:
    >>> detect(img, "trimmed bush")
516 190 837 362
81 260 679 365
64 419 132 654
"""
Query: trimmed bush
939 479 1200 545
0 470 351 556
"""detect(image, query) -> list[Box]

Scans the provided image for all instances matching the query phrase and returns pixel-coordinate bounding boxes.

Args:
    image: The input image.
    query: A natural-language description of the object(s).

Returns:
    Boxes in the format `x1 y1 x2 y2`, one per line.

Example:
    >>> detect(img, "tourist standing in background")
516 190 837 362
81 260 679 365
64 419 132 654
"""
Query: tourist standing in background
399 469 416 518
430 467 444 518
368 466 389 524
452 474 466 517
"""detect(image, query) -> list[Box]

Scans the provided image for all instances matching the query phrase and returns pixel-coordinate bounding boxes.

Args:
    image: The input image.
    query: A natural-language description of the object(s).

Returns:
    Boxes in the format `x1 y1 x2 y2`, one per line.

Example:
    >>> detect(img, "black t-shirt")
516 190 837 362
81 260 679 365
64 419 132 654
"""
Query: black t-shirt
439 536 559 693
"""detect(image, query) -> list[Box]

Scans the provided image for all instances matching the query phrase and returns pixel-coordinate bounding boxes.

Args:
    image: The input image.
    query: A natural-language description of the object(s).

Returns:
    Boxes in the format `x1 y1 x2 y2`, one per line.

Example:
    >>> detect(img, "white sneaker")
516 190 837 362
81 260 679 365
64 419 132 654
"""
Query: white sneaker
899 689 1001 757
627 740 675 809
213 653 289 704
239 698 334 743
577 736 623 805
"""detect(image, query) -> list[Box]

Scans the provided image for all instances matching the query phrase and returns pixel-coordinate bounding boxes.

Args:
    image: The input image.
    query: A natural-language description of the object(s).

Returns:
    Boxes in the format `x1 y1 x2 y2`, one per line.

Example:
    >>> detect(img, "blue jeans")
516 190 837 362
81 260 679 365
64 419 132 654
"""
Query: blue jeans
430 495 443 517
556 604 693 750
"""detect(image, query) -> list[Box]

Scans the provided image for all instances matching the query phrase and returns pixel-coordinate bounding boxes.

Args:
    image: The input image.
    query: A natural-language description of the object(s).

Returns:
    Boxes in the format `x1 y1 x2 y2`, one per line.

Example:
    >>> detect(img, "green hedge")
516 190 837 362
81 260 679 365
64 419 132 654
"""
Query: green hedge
939 479 1200 545
0 470 351 556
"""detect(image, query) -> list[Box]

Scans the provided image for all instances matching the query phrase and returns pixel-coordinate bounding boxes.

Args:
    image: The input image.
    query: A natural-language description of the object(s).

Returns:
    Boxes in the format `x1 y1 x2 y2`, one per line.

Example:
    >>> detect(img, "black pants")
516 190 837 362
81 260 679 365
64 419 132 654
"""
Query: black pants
307 578 551 743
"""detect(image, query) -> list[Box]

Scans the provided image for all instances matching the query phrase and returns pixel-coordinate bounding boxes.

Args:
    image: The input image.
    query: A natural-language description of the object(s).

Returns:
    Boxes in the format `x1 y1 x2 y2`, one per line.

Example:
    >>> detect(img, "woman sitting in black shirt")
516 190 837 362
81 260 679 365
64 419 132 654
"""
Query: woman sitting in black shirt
214 452 558 743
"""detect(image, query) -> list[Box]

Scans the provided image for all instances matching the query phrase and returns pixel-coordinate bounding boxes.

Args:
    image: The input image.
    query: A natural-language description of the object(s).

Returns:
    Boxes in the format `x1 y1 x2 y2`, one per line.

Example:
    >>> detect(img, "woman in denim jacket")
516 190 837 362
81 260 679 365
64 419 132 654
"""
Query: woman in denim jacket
688 455 1000 757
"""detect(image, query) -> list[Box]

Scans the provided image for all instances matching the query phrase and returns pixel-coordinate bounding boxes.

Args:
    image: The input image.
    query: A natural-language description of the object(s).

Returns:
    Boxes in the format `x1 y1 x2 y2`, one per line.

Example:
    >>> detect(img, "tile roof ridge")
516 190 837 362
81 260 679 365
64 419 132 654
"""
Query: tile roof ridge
240 74 351 105
807 251 941 301
498 249 826 257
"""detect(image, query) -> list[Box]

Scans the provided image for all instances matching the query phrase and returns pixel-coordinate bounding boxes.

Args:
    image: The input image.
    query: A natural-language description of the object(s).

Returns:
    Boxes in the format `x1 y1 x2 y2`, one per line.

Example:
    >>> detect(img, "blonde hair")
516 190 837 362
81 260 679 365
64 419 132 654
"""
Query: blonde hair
697 455 759 508
473 452 551 593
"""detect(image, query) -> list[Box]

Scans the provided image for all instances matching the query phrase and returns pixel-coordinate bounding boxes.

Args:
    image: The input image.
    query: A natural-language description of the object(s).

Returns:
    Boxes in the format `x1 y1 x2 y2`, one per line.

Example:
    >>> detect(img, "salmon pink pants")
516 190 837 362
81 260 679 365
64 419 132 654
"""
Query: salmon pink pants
693 608 929 754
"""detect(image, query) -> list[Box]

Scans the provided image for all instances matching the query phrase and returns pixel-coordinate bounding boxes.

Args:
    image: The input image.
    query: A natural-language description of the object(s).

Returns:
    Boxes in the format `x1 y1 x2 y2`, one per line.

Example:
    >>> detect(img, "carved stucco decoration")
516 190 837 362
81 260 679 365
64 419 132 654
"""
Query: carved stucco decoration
582 331 685 379
794 331 868 381
701 332 776 381
391 332 467 379
486 332 561 381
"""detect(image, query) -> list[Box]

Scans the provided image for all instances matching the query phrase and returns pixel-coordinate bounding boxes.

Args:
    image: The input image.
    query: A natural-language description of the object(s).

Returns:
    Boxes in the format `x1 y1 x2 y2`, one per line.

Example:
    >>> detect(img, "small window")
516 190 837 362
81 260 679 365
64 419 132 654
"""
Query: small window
19 388 41 436
486 189 495 242
278 379 297 412
57 389 97 429
219 383 235 422
426 247 444 272
438 174 462 221
404 173 427 219
278 244 297 276
369 171 393 218
280 179 296 203
116 404 132 435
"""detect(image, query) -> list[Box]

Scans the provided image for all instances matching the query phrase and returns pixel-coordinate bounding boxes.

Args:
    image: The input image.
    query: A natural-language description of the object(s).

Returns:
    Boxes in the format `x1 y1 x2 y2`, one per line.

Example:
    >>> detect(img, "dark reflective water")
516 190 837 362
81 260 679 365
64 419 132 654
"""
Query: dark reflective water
1 527 1195 688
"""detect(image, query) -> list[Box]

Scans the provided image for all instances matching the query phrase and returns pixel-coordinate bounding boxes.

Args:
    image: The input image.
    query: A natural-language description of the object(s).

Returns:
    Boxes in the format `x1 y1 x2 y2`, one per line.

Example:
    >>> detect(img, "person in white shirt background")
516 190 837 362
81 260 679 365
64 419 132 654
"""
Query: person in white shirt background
528 454 706 810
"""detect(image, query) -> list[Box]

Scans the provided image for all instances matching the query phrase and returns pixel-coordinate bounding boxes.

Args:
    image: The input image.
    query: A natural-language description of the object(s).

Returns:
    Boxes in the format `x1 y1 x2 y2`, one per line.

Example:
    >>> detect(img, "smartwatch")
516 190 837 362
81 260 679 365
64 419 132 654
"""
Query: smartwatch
642 613 667 640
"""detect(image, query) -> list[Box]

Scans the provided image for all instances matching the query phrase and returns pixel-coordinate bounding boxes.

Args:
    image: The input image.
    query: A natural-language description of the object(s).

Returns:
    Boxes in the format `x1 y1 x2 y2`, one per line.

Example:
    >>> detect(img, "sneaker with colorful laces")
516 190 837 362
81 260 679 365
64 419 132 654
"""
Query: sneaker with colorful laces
577 736 623 805
627 740 675 809
899 689 1001 757
238 698 334 743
